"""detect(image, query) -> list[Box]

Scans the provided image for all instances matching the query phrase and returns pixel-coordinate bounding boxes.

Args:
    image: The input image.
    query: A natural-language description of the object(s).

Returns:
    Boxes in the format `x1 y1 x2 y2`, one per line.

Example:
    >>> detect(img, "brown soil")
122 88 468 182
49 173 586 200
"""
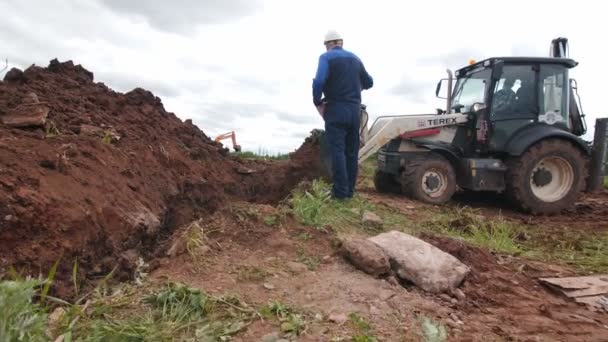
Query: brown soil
0 59 323 297
153 205 608 341
2 59 607 340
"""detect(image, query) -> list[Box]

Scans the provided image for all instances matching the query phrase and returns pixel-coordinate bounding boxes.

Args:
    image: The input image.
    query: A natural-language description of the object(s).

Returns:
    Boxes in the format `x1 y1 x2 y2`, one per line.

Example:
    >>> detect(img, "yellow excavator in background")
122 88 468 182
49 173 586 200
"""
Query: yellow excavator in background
214 131 241 152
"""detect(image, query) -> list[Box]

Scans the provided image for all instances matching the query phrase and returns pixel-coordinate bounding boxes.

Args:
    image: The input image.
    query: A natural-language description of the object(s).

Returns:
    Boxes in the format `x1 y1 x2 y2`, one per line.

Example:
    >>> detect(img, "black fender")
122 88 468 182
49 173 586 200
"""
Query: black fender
416 143 463 170
504 124 591 156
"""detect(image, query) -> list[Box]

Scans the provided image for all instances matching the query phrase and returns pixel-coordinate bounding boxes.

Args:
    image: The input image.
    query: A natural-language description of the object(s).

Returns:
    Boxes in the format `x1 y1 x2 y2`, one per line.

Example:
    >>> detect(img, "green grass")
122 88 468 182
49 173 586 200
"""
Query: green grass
523 231 608 273
348 313 377 342
419 316 447 342
0 279 49 342
259 300 308 338
288 179 409 235
358 153 378 189
0 277 258 341
412 206 524 255
604 176 608 189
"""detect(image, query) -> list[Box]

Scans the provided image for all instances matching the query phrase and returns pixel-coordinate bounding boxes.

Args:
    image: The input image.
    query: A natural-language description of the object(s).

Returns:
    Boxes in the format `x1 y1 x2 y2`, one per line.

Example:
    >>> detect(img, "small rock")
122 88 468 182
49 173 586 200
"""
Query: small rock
386 276 400 287
79 124 104 137
451 298 458 305
314 313 323 321
166 236 186 257
450 312 461 323
322 255 331 262
259 332 280 342
263 283 275 290
4 68 24 83
369 305 381 316
39 159 56 169
120 249 139 270
340 238 390 277
406 205 416 210
379 289 396 301
286 261 308 274
1 93 49 128
47 307 66 335
445 318 459 329
362 211 383 228
452 288 466 301
440 293 452 302
4 215 12 221
328 313 348 325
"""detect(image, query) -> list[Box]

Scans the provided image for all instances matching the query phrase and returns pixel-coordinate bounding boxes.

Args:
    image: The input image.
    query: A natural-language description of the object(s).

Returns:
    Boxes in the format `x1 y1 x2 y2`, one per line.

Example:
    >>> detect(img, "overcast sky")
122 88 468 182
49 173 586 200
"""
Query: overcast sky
1 0 605 154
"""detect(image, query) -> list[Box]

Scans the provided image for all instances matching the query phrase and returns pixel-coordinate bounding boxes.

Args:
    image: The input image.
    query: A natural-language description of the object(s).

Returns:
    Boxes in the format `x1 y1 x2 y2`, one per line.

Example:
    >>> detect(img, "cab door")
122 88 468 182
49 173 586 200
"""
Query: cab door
488 64 539 152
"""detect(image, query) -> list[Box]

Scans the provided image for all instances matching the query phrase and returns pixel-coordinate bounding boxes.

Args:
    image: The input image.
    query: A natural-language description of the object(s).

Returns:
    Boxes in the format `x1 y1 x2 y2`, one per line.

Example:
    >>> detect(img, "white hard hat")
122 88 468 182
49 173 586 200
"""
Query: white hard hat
324 30 343 43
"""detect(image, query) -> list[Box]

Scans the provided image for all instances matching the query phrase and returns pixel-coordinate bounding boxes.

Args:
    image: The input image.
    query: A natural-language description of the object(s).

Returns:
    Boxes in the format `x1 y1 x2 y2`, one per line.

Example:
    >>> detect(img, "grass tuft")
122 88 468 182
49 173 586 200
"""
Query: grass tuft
419 316 447 342
260 300 307 338
0 279 49 342
418 206 523 255
348 312 377 341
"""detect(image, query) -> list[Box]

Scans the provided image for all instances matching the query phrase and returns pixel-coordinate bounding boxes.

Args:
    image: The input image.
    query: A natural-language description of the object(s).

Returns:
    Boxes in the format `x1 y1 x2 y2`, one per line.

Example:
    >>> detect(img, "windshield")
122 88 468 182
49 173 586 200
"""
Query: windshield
451 68 491 113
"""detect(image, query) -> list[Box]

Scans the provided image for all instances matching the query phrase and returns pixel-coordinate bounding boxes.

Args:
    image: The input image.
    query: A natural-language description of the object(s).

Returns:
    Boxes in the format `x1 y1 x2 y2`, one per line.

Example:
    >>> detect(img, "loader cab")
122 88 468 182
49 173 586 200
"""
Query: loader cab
450 57 586 153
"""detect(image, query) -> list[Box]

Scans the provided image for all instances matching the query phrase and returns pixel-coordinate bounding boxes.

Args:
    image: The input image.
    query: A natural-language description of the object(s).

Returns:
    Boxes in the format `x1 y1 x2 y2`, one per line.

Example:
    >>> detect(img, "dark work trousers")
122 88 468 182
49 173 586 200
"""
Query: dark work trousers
323 101 360 199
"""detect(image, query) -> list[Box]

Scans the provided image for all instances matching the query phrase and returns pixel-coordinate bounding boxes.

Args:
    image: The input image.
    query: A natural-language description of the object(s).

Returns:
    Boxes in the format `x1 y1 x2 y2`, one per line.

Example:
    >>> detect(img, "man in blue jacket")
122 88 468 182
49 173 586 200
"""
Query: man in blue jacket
312 30 373 199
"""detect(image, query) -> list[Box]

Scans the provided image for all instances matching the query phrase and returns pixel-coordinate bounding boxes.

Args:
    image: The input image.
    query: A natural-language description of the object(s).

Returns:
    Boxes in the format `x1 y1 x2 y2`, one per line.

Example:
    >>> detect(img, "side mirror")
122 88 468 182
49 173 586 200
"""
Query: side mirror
435 79 449 99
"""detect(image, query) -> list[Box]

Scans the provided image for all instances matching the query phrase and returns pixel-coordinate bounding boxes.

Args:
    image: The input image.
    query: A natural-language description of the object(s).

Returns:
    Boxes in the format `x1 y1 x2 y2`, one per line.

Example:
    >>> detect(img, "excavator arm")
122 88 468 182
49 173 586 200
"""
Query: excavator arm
214 131 242 152
358 113 469 164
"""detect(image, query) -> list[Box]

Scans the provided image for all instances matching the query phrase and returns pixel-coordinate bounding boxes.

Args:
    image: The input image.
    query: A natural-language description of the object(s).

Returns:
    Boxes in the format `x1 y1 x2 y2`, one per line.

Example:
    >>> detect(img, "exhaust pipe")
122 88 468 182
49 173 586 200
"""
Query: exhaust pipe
446 69 453 112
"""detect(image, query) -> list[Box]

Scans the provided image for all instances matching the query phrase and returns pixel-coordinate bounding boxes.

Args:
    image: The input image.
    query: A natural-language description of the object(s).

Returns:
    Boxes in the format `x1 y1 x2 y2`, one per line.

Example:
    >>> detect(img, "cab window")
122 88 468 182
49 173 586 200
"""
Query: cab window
539 65 568 127
490 65 536 120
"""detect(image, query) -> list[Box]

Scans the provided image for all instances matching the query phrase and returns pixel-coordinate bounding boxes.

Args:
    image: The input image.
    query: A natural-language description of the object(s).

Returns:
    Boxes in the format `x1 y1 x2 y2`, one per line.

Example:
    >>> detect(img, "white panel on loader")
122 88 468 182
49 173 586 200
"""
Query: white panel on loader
358 114 469 164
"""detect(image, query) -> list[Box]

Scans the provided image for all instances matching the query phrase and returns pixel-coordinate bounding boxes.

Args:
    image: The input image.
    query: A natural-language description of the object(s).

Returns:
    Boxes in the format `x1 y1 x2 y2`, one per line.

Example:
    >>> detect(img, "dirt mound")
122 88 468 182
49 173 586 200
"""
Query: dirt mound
0 59 323 297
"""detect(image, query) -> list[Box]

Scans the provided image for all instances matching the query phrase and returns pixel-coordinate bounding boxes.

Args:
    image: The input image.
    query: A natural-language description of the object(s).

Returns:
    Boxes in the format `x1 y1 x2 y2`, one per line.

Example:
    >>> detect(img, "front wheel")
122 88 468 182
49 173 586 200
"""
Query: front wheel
506 139 587 214
400 154 456 205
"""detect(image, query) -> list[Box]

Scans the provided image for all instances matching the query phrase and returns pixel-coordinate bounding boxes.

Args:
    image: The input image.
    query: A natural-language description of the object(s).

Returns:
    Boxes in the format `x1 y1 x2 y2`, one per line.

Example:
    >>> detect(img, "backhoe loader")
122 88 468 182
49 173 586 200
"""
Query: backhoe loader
345 37 606 214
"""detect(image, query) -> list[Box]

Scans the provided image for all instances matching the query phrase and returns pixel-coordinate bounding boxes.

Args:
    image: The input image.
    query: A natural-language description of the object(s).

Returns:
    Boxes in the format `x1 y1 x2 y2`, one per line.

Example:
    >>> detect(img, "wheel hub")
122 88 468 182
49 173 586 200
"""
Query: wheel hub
529 156 574 203
425 174 440 191
532 168 553 187
421 170 448 198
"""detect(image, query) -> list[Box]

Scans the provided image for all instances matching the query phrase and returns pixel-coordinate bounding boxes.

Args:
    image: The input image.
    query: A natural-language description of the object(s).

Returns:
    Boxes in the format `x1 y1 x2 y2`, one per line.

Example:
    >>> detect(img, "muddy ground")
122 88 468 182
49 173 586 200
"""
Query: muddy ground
0 60 324 297
151 195 608 341
1 59 607 341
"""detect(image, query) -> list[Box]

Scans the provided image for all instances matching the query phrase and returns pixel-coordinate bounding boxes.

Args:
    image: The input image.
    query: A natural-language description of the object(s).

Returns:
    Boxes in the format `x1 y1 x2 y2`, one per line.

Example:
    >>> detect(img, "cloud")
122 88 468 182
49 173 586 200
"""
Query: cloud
418 49 484 70
389 78 435 103
100 0 263 33
275 111 318 125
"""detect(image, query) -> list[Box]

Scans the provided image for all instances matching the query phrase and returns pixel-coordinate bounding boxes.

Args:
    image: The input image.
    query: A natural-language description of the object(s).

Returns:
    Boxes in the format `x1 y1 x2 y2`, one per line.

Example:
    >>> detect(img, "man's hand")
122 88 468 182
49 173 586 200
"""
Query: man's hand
316 103 326 118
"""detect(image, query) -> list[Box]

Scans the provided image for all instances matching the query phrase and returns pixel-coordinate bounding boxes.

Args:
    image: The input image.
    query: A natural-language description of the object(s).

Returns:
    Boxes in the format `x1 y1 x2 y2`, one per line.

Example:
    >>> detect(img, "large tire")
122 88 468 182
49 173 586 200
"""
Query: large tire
400 154 456 205
374 170 400 193
505 139 587 214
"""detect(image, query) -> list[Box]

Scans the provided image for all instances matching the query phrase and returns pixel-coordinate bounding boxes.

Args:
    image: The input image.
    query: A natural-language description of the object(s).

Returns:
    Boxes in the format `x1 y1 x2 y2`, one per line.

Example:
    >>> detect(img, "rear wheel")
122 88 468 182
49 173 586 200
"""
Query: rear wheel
506 139 587 214
401 154 456 205
374 170 400 193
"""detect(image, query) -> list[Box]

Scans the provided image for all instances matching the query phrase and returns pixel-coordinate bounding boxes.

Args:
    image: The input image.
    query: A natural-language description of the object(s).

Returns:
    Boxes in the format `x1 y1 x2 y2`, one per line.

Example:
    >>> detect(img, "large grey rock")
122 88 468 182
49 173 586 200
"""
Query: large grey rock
341 238 390 277
369 231 470 293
